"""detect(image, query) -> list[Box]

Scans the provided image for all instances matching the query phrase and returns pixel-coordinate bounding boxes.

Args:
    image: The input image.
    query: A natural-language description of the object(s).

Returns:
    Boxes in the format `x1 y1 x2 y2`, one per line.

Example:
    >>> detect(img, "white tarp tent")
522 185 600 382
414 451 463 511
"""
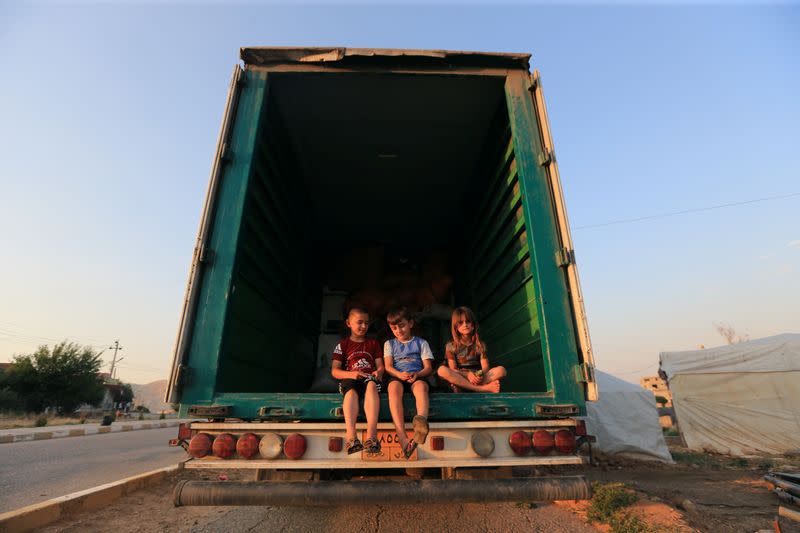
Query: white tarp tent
660 333 800 456
585 370 673 463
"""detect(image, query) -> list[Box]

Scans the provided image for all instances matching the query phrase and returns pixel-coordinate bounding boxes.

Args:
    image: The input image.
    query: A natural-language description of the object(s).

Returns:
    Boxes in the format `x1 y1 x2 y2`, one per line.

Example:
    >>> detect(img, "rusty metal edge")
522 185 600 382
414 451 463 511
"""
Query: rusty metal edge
240 47 531 70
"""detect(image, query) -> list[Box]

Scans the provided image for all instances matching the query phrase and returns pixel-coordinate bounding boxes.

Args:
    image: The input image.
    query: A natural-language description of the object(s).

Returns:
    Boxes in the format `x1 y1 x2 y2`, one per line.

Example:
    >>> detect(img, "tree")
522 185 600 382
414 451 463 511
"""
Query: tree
713 322 749 345
109 382 134 405
1 341 105 413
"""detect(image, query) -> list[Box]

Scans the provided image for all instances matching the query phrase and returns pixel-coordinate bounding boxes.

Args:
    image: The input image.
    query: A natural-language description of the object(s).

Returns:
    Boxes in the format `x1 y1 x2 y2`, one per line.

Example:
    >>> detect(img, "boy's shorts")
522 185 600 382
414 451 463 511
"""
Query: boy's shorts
388 377 428 393
339 377 383 397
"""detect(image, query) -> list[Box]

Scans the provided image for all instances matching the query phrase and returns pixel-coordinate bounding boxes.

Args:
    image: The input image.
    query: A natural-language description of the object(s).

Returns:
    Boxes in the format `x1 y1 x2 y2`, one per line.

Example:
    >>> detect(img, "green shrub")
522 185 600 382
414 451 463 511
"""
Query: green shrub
609 511 650 533
34 416 48 427
727 457 748 468
159 412 165 420
587 483 638 523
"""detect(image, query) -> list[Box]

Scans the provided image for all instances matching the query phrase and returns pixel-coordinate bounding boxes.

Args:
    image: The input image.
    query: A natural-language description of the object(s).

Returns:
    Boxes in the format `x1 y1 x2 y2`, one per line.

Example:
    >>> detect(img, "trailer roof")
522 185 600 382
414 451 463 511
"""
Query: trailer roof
240 47 531 70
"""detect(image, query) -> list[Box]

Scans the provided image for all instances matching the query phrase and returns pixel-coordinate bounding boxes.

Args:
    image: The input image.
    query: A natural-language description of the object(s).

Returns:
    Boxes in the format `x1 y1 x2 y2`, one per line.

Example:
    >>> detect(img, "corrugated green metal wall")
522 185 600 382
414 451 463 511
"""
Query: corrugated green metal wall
216 77 321 392
461 115 546 393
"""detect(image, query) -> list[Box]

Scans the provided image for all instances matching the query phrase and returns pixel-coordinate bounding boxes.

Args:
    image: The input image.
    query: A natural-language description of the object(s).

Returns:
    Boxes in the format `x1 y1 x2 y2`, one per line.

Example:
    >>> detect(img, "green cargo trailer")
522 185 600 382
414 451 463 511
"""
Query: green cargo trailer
167 48 597 502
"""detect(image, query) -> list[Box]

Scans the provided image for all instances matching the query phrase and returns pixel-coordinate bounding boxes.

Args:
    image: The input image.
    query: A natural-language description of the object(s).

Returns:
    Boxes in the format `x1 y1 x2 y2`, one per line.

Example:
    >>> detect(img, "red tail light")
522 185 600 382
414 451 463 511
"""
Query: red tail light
554 429 577 454
236 433 260 459
188 433 213 458
532 430 554 455
574 420 587 437
283 433 307 459
508 431 532 456
212 433 237 459
178 423 192 441
431 436 445 450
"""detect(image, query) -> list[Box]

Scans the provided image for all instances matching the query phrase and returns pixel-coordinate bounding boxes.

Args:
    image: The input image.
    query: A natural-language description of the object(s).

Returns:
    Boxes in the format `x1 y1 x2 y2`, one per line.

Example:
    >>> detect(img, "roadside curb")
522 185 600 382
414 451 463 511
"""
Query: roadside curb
0 420 184 445
0 464 182 533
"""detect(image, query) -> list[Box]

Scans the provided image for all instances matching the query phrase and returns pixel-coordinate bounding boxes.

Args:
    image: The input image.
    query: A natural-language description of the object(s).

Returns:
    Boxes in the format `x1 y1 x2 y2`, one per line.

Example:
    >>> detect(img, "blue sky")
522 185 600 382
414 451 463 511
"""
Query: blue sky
1 3 798 384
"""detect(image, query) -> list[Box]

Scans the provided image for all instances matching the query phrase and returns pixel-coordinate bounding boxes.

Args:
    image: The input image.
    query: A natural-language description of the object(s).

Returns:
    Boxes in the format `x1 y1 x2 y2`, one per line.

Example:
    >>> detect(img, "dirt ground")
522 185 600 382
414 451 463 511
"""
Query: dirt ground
559 449 800 533
37 451 800 533
38 469 598 533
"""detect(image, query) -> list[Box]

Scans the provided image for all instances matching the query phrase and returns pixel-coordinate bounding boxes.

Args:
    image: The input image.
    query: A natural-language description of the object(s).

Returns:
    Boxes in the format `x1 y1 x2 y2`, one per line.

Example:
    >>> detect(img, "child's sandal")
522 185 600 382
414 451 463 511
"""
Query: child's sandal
403 439 418 460
363 437 381 455
345 438 363 455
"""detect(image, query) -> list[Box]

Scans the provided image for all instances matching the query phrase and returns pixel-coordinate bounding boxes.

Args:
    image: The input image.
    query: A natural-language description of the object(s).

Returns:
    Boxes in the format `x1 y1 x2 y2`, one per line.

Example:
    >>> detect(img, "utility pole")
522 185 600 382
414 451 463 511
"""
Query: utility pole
109 340 124 380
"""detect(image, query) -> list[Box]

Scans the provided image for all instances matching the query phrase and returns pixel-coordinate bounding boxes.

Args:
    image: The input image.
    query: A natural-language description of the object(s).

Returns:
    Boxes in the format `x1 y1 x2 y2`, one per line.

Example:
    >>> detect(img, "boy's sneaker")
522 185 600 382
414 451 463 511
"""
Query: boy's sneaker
412 415 429 445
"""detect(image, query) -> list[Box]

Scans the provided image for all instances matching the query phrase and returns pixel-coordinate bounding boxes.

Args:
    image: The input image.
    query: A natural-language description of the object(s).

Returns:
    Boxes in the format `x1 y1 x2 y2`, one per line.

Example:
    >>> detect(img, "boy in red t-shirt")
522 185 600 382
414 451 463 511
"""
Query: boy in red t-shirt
331 306 384 454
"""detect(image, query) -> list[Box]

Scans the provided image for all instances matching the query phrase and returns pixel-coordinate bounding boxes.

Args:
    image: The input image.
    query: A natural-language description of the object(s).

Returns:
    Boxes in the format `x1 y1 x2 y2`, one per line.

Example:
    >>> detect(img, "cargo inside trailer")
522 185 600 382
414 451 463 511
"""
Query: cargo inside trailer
212 72 549 395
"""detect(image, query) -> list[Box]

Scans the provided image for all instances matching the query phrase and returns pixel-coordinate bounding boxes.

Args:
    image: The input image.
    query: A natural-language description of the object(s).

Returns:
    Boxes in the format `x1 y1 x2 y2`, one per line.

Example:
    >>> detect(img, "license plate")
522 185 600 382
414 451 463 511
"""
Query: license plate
361 430 417 461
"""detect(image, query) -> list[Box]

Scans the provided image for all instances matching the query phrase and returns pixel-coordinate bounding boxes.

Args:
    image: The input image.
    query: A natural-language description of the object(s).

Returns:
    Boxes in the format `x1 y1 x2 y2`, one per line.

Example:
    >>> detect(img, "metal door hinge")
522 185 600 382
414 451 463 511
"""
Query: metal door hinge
220 142 232 163
556 248 575 267
188 404 232 418
574 363 595 384
259 406 301 418
198 243 214 265
176 364 193 386
538 149 555 167
535 404 579 416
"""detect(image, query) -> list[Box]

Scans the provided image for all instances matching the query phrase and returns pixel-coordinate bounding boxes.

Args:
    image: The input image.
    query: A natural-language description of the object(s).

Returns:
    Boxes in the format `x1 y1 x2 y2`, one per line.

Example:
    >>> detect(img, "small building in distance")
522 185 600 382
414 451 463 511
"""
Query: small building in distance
640 375 672 407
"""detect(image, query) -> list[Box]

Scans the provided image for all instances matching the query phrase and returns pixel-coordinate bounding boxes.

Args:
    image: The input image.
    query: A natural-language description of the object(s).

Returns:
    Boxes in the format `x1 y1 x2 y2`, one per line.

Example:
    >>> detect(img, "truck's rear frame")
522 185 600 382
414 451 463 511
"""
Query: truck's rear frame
166 48 598 504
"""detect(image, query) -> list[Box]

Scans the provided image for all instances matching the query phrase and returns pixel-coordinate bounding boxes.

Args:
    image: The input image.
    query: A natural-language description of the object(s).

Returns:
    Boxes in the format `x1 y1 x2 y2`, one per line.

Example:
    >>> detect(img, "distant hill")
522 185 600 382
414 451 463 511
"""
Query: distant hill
131 379 173 413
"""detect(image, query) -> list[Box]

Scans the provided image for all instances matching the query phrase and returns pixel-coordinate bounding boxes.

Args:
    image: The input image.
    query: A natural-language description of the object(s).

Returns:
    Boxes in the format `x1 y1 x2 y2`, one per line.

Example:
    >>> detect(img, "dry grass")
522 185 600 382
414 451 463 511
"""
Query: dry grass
0 414 100 429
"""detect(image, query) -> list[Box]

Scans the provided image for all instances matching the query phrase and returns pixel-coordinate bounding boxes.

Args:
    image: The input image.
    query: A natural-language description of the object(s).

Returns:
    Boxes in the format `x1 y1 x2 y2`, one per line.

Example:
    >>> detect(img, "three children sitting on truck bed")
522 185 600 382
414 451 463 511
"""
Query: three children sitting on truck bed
331 305 506 456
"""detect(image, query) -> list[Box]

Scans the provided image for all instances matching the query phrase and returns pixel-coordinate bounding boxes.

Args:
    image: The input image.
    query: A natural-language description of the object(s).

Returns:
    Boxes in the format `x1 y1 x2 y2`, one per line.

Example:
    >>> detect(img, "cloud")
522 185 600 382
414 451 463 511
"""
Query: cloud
788 240 800 248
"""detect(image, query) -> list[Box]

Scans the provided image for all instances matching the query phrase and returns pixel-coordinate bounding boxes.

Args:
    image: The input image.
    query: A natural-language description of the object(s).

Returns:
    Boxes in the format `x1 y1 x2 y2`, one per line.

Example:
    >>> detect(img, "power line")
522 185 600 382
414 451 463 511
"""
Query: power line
575 191 800 231
614 362 659 376
0 320 105 345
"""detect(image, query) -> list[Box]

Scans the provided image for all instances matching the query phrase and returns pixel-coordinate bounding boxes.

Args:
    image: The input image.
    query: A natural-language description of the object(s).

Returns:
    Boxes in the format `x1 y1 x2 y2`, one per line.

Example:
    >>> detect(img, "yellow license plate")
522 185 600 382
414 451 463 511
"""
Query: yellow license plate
361 430 417 461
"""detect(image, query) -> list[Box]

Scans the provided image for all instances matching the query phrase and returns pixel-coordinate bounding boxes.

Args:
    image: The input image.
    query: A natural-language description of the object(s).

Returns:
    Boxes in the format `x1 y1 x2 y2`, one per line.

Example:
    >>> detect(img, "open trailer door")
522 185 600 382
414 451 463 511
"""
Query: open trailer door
503 69 598 403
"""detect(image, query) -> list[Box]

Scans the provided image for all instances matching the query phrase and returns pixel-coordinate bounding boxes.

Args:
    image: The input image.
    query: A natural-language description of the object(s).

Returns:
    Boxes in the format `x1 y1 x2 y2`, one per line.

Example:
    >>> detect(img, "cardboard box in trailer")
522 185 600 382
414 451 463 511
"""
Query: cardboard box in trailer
167 47 598 505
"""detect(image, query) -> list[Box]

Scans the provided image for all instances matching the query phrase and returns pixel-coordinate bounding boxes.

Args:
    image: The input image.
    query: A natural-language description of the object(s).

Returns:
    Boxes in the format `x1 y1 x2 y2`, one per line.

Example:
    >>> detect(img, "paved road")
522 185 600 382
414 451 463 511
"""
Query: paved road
0 427 185 513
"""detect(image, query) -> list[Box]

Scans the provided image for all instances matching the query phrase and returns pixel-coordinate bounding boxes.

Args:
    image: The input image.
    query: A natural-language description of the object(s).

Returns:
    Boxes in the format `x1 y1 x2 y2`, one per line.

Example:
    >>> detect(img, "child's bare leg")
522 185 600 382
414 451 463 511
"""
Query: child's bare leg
364 381 379 440
411 380 429 417
411 380 430 444
387 380 408 447
483 366 507 384
437 366 500 393
343 389 360 442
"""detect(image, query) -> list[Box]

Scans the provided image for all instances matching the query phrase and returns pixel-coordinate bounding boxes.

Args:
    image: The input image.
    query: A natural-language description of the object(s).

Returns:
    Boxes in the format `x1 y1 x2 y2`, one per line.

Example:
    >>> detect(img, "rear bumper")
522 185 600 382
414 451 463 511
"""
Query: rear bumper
174 476 591 506
182 420 585 469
